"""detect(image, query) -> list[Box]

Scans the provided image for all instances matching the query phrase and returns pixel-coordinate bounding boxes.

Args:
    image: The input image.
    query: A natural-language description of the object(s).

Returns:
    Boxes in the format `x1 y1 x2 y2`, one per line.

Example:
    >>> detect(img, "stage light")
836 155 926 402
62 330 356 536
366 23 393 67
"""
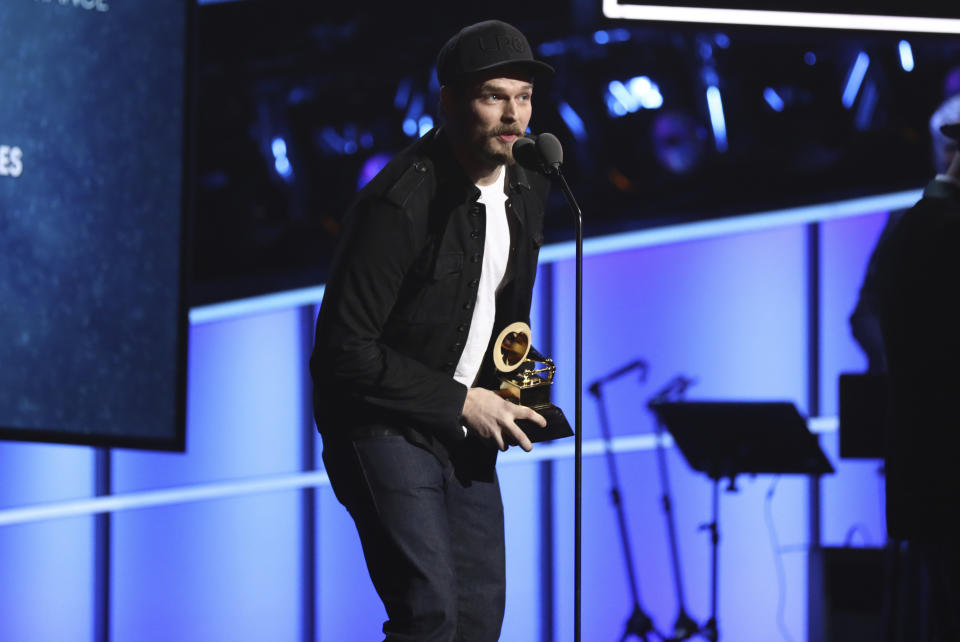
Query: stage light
854 82 878 131
605 94 628 117
804 52 817 65
320 126 347 154
629 76 663 109
404 93 425 137
706 86 728 152
558 101 587 141
593 29 630 45
601 0 960 34
606 76 662 117
608 80 638 113
394 79 412 110
842 52 870 109
764 88 785 112
418 115 434 137
538 41 567 56
715 33 730 49
271 137 293 179
357 153 392 191
898 40 915 72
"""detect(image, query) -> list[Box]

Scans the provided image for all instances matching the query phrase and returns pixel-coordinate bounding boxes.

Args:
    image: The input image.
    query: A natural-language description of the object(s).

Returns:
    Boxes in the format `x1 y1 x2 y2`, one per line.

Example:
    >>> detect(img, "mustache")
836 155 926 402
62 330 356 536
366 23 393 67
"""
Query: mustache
490 128 524 137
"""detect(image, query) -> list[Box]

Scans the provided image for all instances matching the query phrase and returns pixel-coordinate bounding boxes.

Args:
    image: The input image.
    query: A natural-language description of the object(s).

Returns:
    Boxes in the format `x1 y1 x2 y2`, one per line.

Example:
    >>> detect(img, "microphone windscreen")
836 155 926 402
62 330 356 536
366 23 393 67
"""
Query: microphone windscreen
536 133 563 169
512 136 541 170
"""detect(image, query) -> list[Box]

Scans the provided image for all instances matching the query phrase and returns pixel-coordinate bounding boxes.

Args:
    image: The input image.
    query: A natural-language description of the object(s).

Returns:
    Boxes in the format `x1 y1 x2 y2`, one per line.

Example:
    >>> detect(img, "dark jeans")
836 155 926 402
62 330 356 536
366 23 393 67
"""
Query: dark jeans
322 434 506 642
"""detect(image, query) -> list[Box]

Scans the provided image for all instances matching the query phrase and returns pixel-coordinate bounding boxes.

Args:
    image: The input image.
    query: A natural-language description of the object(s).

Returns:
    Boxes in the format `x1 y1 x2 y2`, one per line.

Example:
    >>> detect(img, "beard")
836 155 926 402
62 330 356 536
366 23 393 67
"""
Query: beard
470 126 524 168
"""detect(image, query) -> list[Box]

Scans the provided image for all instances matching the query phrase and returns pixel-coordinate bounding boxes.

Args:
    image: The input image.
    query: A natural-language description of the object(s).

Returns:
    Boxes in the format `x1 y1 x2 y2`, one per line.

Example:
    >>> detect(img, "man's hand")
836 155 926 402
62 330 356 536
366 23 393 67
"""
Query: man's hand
461 387 547 452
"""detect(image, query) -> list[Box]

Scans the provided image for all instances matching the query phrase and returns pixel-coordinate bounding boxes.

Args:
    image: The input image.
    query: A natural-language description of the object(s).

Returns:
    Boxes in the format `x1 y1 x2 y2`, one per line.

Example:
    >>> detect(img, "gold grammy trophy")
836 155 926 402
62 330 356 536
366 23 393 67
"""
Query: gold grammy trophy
493 322 574 443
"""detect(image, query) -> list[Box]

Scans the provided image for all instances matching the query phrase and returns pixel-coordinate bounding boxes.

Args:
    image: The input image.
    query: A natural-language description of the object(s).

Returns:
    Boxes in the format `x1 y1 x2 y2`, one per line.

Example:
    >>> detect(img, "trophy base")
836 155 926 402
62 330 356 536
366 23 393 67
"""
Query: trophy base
516 403 574 443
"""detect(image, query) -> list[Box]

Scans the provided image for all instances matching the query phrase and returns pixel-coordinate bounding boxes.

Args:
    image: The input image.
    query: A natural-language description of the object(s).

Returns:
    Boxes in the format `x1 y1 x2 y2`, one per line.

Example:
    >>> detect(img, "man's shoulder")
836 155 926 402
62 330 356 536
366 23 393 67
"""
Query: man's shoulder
357 132 443 212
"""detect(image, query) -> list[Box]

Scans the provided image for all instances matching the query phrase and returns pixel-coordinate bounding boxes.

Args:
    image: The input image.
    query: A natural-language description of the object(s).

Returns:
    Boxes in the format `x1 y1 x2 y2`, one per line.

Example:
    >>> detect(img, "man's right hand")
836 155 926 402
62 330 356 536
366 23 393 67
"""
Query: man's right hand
461 387 547 452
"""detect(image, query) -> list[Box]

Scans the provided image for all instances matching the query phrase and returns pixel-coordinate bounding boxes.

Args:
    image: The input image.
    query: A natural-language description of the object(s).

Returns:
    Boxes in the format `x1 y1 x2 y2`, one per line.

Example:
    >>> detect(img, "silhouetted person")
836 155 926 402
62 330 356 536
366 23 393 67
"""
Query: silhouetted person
875 98 960 641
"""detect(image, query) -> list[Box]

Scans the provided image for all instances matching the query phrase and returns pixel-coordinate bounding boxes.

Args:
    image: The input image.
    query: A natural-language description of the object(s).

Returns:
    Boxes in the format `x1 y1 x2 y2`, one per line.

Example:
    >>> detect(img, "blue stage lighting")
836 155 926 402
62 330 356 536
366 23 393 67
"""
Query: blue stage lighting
629 76 663 109
402 118 418 137
271 137 293 179
558 101 587 141
394 79 412 110
538 41 567 56
842 52 870 109
418 115 434 137
605 94 628 117
320 127 346 154
357 153 392 191
763 87 785 112
608 80 638 113
898 40 915 72
804 52 817 66
855 82 878 131
594 30 611 45
706 86 728 152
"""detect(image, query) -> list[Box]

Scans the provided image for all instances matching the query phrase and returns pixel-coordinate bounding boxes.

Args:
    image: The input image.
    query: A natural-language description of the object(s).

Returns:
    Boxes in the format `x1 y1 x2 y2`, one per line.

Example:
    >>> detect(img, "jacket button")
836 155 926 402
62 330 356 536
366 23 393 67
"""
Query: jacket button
458 324 467 332
470 205 481 216
471 254 481 263
464 302 474 310
471 231 481 239
445 361 454 368
413 162 427 173
469 279 479 287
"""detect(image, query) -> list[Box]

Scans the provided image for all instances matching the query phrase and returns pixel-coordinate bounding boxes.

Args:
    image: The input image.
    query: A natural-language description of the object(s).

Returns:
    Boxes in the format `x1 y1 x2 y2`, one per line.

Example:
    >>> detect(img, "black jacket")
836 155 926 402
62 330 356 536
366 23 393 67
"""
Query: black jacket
876 178 960 541
310 127 550 463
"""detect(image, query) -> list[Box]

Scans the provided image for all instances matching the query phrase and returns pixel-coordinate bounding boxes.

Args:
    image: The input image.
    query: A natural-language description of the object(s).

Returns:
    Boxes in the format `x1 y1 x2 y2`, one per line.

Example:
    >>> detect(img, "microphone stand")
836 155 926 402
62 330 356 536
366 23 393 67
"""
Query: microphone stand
588 360 667 642
553 170 584 642
647 376 701 642
516 134 583 641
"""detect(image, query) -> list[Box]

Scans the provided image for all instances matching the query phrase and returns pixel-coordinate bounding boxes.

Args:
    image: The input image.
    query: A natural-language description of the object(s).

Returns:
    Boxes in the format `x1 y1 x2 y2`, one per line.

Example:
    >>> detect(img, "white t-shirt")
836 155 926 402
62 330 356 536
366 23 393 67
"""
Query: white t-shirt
454 166 511 392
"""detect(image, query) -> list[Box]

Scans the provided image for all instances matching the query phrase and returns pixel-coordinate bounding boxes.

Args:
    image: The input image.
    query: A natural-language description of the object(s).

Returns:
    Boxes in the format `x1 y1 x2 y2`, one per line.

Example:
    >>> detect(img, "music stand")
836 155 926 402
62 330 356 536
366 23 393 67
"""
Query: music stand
649 401 834 641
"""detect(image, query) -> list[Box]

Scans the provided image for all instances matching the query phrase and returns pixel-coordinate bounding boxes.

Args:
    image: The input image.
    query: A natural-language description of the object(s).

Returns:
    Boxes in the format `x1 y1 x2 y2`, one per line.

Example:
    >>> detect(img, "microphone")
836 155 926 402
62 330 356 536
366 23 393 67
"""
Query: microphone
536 133 563 172
587 359 649 397
512 133 564 175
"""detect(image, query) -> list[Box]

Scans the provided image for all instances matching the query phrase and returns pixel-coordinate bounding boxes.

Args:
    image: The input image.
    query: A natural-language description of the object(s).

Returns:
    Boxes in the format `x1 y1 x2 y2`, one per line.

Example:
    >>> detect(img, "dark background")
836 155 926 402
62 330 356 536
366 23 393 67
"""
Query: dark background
191 0 960 305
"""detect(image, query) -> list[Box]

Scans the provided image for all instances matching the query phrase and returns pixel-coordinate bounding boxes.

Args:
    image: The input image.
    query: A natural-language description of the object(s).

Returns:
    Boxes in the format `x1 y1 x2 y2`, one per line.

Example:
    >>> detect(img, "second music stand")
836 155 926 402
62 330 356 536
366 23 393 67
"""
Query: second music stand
649 401 834 641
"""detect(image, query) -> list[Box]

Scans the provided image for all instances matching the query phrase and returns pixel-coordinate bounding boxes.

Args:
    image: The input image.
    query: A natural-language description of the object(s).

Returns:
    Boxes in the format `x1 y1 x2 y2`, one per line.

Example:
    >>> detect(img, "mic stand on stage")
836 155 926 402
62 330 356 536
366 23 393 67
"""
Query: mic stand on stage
588 361 667 642
647 376 700 642
513 134 584 642
556 162 585 642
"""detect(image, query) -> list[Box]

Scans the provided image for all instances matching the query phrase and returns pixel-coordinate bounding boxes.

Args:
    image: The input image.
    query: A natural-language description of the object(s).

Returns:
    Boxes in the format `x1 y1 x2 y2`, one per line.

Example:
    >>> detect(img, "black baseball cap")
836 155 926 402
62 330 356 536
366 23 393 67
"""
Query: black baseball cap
941 123 960 141
436 20 554 87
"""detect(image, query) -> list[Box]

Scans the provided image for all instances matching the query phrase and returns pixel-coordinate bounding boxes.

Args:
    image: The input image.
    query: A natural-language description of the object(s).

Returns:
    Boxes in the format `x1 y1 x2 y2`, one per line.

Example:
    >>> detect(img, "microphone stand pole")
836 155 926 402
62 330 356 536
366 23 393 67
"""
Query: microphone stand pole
552 170 584 642
588 361 666 642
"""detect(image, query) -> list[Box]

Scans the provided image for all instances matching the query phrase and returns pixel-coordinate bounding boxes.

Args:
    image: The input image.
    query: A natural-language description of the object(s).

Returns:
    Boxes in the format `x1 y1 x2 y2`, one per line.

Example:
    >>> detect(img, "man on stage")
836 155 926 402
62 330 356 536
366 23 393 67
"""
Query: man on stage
310 20 554 641
876 102 960 641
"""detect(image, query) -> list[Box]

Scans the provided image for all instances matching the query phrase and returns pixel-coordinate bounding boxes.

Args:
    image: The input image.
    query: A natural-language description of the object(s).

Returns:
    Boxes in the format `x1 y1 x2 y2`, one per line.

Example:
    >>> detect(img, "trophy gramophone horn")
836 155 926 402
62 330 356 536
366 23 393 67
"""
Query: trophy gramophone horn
490 321 573 443
493 322 532 374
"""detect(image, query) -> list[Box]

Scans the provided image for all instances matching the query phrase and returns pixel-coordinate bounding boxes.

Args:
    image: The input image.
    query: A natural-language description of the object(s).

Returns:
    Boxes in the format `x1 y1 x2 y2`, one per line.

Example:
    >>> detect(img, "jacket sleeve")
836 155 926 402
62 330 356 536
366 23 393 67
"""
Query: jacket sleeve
311 193 468 441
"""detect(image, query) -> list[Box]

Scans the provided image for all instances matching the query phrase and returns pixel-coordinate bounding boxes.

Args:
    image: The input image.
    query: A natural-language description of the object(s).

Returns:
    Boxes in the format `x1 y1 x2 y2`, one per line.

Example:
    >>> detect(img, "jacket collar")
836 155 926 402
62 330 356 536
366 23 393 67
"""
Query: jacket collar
924 176 960 202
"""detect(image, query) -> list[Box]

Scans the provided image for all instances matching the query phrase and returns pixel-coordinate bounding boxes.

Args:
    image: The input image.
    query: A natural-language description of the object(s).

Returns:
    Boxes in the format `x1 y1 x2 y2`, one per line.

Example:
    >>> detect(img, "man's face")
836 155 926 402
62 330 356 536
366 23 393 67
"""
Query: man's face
448 73 533 168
